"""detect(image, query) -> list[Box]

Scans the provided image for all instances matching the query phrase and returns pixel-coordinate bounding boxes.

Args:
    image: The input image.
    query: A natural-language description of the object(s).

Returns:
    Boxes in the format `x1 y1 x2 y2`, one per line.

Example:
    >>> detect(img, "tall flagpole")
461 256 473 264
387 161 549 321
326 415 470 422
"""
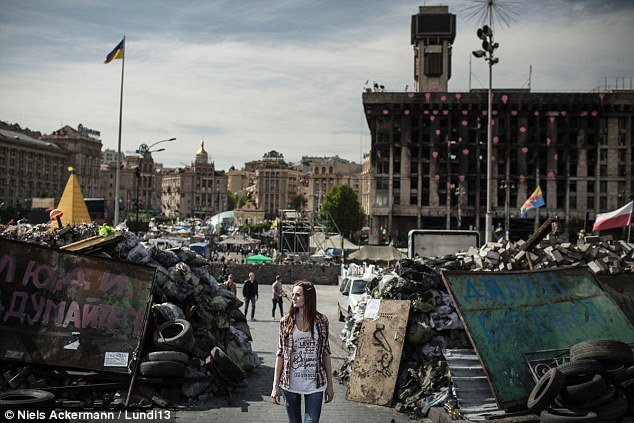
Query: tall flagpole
114 36 125 226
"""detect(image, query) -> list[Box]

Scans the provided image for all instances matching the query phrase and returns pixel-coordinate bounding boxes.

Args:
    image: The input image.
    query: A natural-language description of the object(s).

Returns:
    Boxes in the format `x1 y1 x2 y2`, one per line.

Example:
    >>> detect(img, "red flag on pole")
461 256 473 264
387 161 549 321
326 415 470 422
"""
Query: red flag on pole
592 201 633 232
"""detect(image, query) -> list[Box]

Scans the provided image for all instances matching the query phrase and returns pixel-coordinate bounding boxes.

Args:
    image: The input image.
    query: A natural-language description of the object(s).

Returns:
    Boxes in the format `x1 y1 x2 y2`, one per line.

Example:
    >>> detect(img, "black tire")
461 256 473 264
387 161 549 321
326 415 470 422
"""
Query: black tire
146 351 189 363
540 408 599 423
556 360 605 379
589 389 628 420
606 365 634 384
570 340 633 365
139 360 186 378
153 319 195 352
338 309 345 322
0 389 56 409
210 346 245 382
527 368 565 413
559 381 616 410
560 374 607 402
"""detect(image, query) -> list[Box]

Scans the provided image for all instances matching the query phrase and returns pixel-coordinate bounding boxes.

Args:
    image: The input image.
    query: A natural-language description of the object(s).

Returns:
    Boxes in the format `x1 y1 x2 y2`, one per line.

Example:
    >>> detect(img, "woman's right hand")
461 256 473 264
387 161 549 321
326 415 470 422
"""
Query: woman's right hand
271 386 281 404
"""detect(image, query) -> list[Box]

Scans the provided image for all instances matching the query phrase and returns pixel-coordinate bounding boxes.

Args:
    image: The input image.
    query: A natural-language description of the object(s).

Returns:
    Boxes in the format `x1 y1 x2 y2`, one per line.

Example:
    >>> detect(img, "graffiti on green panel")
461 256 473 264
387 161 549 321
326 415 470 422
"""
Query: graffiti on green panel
442 267 634 411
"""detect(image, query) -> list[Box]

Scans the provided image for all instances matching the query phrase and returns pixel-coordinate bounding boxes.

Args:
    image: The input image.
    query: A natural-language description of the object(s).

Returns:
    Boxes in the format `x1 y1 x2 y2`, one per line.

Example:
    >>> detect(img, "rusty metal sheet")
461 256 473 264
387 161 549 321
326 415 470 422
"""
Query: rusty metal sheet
442 267 634 411
0 238 155 374
346 300 410 406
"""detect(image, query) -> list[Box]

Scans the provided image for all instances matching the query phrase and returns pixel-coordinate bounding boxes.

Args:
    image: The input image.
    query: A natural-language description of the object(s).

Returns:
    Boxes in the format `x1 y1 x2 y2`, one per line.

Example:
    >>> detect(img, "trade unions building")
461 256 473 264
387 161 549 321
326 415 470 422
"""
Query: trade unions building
362 6 633 245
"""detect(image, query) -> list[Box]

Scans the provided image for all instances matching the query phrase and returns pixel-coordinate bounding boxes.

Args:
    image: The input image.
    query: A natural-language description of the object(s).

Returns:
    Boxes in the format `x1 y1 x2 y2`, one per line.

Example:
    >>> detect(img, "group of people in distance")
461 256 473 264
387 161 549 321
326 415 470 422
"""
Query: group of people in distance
223 271 334 423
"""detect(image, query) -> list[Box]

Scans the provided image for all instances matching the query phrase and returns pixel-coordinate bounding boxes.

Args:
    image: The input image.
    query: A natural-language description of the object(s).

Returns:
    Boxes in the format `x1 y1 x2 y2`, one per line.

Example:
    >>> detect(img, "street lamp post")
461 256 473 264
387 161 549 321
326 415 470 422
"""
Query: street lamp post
473 21 499 244
134 166 140 234
134 137 176 231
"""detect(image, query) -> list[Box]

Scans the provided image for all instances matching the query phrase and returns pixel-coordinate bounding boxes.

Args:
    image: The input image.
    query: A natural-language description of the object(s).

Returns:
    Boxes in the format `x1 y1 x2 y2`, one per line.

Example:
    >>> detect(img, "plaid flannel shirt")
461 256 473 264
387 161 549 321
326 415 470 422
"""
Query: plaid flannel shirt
276 312 331 390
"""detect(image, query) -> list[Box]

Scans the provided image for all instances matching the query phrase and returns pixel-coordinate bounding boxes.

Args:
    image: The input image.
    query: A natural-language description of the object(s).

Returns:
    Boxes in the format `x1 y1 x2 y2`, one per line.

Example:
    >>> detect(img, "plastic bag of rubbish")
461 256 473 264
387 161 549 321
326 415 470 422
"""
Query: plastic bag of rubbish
127 243 151 264
406 313 435 345
232 321 252 341
429 311 463 330
174 247 196 263
151 247 180 268
416 387 451 416
153 267 172 288
162 279 195 302
181 367 210 398
208 295 230 312
152 302 185 324
169 262 192 284
191 267 219 292
229 325 249 346
115 231 139 254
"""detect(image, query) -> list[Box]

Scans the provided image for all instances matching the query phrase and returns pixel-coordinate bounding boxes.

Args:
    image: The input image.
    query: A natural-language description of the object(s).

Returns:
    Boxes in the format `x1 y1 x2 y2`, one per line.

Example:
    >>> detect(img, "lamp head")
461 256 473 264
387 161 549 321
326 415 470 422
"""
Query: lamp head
472 50 486 58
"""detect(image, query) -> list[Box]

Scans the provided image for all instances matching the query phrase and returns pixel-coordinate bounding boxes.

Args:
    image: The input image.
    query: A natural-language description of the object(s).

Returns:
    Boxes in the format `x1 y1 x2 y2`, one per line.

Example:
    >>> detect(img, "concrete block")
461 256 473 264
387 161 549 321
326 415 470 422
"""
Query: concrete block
618 240 632 254
587 261 603 274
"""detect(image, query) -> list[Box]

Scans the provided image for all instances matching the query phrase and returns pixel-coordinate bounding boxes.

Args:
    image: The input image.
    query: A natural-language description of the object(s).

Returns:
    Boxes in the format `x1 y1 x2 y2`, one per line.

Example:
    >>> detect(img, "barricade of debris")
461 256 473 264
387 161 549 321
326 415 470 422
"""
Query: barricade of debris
336 228 634 421
0 222 258 410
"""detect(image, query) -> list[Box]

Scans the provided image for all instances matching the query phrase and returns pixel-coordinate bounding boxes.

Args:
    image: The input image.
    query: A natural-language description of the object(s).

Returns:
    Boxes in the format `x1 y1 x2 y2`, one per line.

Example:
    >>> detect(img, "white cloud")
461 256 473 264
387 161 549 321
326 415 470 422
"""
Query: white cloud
1 0 632 170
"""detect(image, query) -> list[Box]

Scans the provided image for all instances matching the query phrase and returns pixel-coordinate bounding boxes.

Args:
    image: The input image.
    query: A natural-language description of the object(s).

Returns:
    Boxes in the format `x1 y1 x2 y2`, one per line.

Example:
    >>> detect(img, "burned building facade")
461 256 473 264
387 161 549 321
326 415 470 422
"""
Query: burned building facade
363 6 633 245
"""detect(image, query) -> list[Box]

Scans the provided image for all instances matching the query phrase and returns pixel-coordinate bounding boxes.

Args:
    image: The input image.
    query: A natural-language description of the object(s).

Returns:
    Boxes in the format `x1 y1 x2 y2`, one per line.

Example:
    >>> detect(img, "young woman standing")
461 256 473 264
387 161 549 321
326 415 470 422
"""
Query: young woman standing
271 281 334 422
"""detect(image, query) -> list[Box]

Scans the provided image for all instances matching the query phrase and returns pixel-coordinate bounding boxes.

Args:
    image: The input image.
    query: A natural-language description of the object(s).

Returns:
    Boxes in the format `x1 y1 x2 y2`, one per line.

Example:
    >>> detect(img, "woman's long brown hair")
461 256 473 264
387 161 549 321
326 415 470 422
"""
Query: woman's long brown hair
283 281 317 339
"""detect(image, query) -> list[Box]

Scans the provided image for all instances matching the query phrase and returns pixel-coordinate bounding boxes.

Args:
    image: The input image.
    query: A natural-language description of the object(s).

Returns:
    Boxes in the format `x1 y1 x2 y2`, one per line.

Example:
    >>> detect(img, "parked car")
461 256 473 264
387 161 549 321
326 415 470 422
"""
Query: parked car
337 277 369 321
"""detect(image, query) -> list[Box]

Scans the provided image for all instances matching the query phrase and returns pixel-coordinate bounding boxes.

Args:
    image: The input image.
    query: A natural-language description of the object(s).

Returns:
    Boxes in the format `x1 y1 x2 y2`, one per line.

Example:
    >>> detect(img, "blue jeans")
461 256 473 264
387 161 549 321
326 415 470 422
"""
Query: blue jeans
244 296 256 319
280 389 323 423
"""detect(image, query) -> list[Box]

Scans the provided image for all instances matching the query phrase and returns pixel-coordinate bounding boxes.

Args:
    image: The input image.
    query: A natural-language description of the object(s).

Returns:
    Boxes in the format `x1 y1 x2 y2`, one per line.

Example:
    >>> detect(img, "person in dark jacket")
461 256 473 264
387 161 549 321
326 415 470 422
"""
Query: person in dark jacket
242 271 259 321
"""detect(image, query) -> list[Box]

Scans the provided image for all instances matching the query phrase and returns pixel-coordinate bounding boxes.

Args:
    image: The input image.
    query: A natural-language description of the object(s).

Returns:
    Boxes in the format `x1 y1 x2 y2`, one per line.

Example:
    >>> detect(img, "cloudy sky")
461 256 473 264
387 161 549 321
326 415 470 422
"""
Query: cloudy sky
1 0 632 171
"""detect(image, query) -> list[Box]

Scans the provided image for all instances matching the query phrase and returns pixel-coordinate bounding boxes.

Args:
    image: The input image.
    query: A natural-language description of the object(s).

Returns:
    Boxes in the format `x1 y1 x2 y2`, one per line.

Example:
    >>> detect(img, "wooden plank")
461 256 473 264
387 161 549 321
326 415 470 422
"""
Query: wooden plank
442 267 634 410
346 300 410 406
60 231 123 252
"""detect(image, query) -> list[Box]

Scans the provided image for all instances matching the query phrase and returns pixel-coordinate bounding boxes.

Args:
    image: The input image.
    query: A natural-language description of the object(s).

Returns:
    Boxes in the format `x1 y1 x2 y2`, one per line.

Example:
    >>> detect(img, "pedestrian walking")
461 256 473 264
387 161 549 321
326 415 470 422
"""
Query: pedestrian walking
271 281 334 423
224 273 237 296
242 271 259 321
272 275 286 319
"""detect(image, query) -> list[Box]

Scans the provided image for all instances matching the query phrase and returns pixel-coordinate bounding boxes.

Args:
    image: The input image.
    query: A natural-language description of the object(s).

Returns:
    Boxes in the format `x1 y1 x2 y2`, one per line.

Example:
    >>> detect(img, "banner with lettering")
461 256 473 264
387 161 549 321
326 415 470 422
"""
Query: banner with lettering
0 238 155 374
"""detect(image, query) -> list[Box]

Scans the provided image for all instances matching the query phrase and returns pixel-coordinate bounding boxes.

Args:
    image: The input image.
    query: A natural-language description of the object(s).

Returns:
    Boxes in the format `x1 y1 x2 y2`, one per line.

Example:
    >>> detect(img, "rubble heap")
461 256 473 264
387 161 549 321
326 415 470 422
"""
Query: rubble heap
337 235 634 420
0 223 259 409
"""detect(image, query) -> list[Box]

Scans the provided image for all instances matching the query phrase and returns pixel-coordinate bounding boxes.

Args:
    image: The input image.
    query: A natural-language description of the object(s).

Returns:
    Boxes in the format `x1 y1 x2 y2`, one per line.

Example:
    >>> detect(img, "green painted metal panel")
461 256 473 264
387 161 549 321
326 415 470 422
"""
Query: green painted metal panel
597 274 634 325
442 267 634 411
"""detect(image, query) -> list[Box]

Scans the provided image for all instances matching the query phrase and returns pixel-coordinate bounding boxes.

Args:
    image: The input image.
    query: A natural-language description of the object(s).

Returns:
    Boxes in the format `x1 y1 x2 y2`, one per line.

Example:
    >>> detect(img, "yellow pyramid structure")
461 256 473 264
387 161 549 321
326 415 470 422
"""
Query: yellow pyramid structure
56 167 91 225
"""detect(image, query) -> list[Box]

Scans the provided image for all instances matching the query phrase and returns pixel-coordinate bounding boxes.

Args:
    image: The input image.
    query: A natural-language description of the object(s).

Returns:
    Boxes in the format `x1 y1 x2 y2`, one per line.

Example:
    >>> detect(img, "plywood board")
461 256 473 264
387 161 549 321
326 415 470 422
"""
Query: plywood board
442 267 634 410
346 300 410 406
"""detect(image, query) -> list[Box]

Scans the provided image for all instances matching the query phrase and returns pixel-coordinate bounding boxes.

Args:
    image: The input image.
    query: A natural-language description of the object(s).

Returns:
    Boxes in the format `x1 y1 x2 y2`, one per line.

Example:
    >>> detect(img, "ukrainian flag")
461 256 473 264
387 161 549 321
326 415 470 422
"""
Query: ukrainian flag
520 186 545 217
104 38 125 64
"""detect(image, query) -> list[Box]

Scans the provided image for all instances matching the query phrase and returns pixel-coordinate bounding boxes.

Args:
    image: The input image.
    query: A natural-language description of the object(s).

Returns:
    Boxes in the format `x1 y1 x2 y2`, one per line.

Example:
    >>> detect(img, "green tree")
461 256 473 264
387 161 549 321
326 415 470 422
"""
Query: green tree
291 194 307 211
319 185 365 236
227 192 249 210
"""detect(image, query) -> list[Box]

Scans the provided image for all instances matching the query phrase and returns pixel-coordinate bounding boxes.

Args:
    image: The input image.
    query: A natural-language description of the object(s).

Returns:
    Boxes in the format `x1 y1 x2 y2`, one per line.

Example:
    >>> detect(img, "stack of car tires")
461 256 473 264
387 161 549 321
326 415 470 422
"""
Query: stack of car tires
527 339 634 422
139 319 195 378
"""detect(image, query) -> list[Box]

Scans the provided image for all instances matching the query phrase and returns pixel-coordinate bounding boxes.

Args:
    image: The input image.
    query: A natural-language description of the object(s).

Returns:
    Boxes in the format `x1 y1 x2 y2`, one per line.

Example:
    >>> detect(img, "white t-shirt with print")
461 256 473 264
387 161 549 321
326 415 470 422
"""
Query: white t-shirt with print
287 325 326 394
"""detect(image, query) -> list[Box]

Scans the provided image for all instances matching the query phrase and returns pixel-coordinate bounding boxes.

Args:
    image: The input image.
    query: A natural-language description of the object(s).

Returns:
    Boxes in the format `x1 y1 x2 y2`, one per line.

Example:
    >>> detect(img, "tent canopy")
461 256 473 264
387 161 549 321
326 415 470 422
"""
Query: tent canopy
348 245 404 262
310 233 358 250
245 254 272 264
218 236 260 245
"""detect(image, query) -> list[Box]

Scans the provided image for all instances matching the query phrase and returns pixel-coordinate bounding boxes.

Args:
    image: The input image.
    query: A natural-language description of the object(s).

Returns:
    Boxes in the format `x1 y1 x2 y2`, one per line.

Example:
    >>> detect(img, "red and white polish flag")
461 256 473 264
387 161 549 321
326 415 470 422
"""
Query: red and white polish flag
592 201 633 232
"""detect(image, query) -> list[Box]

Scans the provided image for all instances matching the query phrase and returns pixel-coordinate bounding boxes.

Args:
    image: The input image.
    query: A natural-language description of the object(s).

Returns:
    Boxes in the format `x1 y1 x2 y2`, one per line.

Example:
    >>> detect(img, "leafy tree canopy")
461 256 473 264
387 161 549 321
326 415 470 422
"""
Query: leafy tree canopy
319 185 365 236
